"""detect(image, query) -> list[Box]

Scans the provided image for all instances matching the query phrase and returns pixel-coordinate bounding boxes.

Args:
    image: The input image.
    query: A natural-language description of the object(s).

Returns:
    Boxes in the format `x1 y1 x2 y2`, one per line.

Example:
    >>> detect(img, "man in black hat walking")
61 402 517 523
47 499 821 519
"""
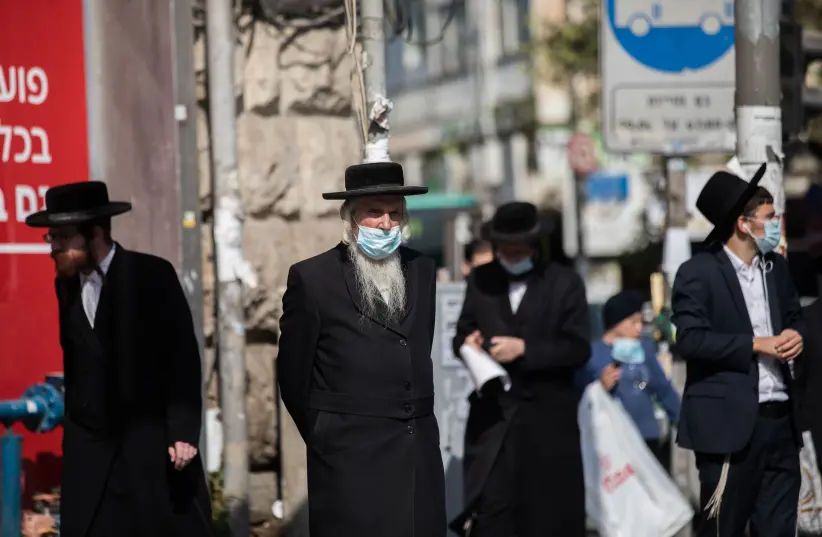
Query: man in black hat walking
672 164 805 537
276 162 446 537
25 182 211 537
450 201 591 537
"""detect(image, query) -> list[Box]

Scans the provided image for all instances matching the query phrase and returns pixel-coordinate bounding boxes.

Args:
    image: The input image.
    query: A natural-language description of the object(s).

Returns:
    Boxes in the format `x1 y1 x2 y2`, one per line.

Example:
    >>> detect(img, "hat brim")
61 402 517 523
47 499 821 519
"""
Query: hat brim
703 163 766 246
486 223 542 244
25 202 132 228
322 185 428 200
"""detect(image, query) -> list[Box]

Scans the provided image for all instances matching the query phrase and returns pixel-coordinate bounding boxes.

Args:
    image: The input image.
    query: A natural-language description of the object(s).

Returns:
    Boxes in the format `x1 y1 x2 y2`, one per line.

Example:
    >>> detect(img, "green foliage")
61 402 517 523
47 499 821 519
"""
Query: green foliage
209 470 232 537
798 0 822 30
539 0 600 83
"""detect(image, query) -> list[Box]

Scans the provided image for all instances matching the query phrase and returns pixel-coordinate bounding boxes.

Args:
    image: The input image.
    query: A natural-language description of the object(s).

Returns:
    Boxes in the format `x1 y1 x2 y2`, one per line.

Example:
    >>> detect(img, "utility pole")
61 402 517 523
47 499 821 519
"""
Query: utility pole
735 0 786 253
661 157 691 284
359 0 392 163
206 0 252 535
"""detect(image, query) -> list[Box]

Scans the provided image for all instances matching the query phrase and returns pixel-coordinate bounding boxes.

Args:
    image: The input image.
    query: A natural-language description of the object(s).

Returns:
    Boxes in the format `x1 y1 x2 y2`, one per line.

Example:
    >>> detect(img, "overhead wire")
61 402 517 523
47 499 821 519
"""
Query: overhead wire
384 0 459 46
343 0 461 148
344 0 371 147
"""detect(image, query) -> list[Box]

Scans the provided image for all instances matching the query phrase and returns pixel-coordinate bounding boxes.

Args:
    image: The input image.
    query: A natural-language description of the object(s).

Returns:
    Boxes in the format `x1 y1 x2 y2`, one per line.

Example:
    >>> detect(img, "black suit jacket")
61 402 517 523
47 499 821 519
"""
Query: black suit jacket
671 248 806 455
56 245 210 537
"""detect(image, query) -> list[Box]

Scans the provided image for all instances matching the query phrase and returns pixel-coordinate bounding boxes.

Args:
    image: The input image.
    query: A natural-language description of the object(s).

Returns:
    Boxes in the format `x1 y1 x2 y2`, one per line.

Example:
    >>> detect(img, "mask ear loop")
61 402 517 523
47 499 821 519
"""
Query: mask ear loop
761 258 773 335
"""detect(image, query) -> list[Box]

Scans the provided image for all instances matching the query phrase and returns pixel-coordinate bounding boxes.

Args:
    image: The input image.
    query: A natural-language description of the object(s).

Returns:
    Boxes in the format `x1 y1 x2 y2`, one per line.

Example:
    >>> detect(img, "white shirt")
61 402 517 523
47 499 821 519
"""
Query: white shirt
509 281 527 314
723 246 787 402
80 244 117 327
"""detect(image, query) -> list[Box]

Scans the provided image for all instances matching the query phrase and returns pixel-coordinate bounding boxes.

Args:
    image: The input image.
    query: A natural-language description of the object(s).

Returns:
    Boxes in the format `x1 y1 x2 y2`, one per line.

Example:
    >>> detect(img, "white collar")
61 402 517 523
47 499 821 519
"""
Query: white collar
81 243 117 282
723 245 760 274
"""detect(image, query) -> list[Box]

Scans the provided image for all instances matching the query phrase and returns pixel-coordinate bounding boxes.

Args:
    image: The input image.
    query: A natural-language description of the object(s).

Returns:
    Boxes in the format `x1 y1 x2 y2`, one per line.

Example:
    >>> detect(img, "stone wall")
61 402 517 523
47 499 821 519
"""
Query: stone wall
194 12 360 533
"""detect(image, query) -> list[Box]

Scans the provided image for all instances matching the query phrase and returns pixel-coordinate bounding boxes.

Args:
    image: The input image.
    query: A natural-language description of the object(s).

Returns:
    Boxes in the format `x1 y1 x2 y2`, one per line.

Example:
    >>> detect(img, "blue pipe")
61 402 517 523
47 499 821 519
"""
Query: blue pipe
0 397 47 422
0 381 64 537
0 431 22 537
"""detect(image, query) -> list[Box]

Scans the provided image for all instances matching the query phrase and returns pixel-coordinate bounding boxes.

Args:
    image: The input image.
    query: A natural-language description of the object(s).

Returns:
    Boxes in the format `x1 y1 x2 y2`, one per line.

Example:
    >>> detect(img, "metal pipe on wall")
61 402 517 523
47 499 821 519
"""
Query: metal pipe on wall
205 0 250 535
169 0 206 469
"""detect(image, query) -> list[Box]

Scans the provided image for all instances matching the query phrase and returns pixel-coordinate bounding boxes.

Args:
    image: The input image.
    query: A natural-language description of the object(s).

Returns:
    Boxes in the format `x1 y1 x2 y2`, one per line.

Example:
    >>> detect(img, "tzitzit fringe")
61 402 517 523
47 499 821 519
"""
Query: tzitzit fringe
705 455 731 520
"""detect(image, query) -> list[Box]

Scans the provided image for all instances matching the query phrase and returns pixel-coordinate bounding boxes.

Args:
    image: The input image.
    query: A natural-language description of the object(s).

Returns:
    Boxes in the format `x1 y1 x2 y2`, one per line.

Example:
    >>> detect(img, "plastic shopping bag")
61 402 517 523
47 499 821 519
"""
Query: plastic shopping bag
579 382 693 537
799 431 822 534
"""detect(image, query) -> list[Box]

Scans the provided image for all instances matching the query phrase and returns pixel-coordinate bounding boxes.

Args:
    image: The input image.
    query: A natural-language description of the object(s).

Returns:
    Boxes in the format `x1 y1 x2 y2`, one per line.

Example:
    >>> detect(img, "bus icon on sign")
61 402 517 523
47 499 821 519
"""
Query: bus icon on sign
607 0 736 73
615 0 733 37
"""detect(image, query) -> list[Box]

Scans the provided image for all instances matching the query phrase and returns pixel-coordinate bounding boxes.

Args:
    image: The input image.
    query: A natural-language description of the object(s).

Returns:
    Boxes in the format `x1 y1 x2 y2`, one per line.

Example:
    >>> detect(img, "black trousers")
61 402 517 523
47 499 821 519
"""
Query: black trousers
469 413 585 537
695 406 800 537
645 438 670 469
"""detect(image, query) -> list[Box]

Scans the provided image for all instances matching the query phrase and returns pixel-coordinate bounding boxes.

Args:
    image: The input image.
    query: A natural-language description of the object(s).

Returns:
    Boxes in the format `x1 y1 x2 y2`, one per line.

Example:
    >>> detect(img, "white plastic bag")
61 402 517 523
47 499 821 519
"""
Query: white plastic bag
579 382 693 537
798 431 822 534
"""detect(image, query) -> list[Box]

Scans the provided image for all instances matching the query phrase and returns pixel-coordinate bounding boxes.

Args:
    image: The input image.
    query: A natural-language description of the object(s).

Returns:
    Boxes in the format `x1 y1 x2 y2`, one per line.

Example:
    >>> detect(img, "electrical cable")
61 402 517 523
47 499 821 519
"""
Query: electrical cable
344 0 371 147
341 0 461 148
385 0 459 47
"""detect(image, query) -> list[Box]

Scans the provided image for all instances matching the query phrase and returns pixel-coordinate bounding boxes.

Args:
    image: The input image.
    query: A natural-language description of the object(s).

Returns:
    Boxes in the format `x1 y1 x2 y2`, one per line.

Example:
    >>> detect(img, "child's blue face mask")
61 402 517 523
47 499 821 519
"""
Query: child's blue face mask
611 337 645 365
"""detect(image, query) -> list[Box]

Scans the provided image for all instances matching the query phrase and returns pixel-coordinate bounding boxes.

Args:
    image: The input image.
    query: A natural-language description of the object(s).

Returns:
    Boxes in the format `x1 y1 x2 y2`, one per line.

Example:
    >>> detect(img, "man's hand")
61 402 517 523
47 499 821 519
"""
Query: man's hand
754 336 783 359
776 329 803 360
465 330 484 351
489 336 525 363
600 363 621 391
169 441 198 471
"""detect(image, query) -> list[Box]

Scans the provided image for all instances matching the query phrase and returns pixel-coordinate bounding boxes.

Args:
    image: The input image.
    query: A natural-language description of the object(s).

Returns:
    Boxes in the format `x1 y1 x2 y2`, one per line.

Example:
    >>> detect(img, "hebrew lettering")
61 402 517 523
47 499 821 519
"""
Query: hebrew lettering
15 185 38 222
25 67 48 105
0 123 10 162
37 186 48 211
0 66 49 105
0 66 16 103
16 66 25 103
0 189 8 223
12 126 30 163
29 127 51 164
0 123 52 164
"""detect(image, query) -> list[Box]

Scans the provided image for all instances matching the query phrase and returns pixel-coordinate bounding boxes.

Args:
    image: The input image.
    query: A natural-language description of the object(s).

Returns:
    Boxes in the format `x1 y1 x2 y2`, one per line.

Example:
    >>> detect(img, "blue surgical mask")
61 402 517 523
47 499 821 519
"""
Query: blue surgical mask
747 218 782 254
611 337 645 365
499 257 534 276
357 225 402 260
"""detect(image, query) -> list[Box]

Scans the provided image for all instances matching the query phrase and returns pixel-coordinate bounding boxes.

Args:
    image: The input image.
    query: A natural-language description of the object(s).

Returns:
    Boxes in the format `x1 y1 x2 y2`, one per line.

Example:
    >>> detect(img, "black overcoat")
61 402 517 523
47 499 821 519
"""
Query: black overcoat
796 300 822 455
54 245 211 537
450 260 591 537
277 243 446 537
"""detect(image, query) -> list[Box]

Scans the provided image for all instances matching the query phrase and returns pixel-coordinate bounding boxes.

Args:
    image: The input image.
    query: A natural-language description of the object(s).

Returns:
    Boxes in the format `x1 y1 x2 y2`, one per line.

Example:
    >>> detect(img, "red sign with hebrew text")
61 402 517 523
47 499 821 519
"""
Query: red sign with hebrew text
0 1 89 495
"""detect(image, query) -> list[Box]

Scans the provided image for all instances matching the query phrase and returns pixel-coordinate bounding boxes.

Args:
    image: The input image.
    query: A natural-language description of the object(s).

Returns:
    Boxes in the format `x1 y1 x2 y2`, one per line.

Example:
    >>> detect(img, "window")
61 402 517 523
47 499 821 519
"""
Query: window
421 150 447 193
385 1 428 91
500 0 530 58
525 129 538 173
439 0 471 76
518 0 530 45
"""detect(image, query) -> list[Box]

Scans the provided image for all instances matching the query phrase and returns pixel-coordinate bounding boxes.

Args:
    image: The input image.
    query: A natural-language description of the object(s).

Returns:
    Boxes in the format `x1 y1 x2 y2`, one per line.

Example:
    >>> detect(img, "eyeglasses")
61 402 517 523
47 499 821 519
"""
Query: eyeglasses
743 214 780 224
42 231 76 244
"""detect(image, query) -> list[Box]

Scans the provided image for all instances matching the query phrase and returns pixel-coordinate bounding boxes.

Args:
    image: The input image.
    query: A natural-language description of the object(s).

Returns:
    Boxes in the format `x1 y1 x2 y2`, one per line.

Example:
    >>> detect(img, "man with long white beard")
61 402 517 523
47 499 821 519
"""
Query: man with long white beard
277 161 446 537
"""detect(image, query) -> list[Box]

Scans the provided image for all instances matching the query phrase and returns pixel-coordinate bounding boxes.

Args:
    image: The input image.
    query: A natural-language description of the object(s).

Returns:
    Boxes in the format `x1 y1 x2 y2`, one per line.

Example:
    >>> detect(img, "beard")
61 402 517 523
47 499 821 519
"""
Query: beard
347 242 406 325
51 248 92 279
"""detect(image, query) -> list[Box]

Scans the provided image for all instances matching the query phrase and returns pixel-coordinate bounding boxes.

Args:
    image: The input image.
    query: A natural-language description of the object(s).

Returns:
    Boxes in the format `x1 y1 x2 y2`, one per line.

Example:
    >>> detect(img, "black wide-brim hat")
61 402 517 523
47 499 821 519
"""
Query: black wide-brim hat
322 162 428 200
486 201 543 243
698 163 767 246
25 181 132 228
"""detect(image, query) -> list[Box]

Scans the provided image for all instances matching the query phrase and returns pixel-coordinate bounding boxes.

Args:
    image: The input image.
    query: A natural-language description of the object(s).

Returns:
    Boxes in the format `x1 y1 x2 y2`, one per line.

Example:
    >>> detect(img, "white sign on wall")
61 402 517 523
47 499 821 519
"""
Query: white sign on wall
601 0 737 154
